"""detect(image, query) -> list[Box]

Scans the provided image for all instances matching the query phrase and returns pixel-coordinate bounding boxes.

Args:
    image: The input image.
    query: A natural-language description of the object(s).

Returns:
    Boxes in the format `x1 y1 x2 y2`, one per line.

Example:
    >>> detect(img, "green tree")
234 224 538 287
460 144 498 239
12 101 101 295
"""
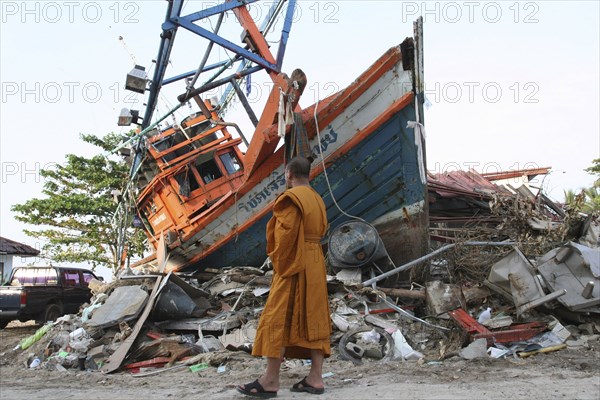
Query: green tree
563 189 579 207
583 186 600 213
584 158 600 213
565 159 600 214
584 158 600 178
11 133 146 275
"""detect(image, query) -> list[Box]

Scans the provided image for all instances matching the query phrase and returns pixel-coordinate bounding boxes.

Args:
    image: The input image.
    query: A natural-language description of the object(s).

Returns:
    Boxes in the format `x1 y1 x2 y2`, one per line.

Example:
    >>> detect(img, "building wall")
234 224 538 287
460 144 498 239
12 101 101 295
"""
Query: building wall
0 254 14 283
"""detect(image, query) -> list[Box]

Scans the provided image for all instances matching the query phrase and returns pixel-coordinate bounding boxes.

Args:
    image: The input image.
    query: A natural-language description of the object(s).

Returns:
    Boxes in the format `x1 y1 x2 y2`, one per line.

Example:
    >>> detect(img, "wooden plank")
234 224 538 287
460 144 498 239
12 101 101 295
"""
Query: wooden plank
101 236 170 374
100 275 163 374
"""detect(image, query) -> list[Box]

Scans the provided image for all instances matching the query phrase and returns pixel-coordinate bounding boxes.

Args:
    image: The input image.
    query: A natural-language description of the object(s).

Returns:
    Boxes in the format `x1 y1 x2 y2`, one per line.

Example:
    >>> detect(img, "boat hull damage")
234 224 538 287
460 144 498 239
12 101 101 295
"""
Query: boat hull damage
134 40 429 273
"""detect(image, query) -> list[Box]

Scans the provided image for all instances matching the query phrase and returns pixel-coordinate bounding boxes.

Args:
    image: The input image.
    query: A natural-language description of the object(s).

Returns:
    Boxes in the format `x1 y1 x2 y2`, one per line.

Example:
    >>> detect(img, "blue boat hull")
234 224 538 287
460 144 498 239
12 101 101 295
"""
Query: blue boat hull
199 104 428 269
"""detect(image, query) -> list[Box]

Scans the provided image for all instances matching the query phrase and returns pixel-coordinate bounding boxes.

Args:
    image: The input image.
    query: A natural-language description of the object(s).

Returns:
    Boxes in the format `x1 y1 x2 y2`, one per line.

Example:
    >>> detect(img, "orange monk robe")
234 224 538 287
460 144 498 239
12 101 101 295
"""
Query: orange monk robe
252 186 332 360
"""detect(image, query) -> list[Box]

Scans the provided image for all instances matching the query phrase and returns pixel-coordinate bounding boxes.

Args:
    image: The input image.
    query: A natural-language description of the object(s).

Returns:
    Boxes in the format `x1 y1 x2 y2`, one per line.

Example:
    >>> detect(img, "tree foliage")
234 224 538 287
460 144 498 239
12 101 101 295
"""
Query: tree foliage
584 158 600 179
11 133 146 274
564 159 600 214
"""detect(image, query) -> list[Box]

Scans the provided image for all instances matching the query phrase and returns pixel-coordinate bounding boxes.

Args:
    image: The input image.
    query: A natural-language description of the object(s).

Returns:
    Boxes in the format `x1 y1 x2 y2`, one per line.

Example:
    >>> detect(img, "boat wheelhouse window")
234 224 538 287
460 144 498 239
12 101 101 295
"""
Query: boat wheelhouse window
152 131 194 162
197 158 223 183
175 167 200 197
188 120 211 137
219 152 242 174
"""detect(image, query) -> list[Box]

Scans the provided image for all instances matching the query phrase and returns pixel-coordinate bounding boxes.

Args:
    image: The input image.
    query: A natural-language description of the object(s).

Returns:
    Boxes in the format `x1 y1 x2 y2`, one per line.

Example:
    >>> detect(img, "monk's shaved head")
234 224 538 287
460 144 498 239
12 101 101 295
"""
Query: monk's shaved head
286 157 311 179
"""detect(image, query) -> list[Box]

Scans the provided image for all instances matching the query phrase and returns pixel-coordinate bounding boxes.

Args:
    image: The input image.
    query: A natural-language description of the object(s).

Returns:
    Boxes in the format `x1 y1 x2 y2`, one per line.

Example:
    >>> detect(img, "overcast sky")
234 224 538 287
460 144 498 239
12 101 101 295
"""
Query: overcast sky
1 1 598 277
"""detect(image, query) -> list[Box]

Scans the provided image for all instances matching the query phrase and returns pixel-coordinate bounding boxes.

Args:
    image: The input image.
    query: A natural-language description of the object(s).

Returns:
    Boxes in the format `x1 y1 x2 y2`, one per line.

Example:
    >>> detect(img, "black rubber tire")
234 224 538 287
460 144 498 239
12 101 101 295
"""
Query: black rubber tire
0 320 9 329
41 303 62 324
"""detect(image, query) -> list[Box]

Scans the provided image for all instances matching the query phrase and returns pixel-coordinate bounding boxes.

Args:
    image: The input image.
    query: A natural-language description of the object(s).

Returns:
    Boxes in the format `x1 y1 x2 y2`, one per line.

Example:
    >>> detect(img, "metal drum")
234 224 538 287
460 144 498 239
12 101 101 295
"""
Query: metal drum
328 221 388 269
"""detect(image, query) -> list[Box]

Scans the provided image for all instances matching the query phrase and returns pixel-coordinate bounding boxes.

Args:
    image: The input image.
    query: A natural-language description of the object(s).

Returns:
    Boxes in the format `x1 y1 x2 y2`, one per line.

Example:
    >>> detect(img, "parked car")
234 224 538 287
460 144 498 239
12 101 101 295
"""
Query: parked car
0 266 100 329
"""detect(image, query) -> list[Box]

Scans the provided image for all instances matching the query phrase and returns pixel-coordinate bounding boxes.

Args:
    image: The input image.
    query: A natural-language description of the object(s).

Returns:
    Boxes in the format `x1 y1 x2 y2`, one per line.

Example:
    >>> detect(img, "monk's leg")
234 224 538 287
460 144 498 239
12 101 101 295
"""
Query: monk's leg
305 349 325 389
257 349 285 392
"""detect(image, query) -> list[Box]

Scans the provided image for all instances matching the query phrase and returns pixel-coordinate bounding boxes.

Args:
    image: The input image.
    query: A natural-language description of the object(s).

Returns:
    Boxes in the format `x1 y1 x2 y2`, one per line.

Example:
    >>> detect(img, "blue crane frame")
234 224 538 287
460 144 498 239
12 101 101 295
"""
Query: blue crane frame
142 0 297 130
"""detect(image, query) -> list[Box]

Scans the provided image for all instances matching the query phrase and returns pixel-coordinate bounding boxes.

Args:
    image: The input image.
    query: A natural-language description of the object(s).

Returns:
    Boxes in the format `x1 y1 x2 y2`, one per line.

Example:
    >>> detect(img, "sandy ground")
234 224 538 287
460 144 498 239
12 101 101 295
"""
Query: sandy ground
1 321 599 400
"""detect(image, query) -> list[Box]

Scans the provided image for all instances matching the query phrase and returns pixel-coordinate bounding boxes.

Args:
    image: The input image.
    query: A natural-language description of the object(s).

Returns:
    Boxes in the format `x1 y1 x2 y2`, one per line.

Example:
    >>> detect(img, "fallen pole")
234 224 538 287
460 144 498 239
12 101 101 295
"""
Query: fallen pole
192 272 426 300
362 241 516 286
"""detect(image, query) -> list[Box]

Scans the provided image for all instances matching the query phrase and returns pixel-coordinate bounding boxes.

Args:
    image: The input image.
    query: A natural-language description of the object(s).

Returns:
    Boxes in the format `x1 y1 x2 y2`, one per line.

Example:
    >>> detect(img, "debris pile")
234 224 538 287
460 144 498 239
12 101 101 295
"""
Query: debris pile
5 237 599 375
3 168 599 376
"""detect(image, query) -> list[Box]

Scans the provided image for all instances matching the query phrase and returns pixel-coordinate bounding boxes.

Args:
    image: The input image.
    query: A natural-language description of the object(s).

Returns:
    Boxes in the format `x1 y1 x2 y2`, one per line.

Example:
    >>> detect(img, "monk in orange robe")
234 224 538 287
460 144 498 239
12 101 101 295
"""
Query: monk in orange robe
237 157 331 398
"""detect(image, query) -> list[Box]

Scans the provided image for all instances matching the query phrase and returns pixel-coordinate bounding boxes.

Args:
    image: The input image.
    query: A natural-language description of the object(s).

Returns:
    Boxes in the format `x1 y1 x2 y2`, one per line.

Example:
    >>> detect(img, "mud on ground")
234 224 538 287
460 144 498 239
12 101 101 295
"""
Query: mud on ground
1 321 599 400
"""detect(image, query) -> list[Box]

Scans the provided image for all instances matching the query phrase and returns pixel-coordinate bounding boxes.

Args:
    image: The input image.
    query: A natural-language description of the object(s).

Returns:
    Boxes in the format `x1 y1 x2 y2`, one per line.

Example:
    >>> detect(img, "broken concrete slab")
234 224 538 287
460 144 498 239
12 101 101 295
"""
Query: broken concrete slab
391 329 423 361
338 326 395 364
459 338 488 360
331 313 362 332
85 285 149 329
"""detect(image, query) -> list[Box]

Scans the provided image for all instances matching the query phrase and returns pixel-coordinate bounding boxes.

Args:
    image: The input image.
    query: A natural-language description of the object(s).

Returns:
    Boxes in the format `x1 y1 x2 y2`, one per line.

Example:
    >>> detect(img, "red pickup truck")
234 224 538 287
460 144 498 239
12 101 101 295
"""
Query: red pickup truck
0 266 100 329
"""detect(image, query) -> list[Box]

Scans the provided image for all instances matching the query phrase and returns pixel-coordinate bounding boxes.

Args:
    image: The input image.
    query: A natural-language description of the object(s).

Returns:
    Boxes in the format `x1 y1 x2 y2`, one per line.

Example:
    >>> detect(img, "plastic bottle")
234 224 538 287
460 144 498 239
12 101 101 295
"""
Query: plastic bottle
477 307 492 324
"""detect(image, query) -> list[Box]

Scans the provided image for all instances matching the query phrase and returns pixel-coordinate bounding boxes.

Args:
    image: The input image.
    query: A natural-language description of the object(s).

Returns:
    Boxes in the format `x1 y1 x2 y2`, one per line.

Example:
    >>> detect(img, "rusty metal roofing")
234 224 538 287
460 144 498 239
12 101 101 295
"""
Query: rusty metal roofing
428 170 512 199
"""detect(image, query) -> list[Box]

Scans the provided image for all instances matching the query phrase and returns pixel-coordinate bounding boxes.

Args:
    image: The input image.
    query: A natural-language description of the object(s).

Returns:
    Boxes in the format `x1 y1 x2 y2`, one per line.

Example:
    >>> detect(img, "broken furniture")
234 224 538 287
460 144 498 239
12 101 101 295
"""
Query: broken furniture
536 242 600 313
484 247 566 316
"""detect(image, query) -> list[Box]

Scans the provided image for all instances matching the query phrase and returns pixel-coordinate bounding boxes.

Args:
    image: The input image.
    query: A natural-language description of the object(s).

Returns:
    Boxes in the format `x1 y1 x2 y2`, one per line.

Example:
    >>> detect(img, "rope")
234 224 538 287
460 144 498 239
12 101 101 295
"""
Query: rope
312 98 365 223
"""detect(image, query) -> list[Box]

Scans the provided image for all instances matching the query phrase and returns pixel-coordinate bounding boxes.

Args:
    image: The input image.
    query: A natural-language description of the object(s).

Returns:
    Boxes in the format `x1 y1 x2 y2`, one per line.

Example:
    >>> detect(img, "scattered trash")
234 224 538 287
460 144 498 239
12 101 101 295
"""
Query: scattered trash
4 210 598 378
338 327 395 364
217 364 227 374
189 363 209 372
487 347 510 359
19 323 54 350
29 357 41 368
391 329 423 361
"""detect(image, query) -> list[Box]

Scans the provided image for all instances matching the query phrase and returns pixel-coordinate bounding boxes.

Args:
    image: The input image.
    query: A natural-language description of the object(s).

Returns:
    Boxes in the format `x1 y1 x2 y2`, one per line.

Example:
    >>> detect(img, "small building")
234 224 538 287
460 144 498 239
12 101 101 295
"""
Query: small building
0 237 40 283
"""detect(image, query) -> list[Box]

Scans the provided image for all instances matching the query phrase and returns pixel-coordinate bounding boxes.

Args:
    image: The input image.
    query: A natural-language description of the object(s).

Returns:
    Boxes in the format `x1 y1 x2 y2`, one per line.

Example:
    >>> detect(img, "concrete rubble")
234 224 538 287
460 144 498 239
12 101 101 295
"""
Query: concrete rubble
9 241 599 375
3 174 599 377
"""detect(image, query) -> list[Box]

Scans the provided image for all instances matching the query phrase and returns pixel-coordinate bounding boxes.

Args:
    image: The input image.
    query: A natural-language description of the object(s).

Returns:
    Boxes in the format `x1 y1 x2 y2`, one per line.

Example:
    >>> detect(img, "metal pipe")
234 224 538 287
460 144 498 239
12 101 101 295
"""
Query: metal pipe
230 78 259 127
362 241 516 286
187 12 225 92
212 120 249 147
377 294 450 331
517 289 567 314
177 65 263 102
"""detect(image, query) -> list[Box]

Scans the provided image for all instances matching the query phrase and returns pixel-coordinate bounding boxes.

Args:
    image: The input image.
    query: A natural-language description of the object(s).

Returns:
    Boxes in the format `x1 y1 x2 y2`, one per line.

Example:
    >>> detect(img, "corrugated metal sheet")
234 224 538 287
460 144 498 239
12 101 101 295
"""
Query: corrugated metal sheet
428 170 511 199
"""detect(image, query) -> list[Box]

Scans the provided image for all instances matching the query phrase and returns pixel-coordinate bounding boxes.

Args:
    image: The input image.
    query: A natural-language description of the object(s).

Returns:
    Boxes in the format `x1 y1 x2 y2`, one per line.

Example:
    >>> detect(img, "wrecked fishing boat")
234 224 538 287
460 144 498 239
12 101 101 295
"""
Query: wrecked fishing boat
119 1 428 273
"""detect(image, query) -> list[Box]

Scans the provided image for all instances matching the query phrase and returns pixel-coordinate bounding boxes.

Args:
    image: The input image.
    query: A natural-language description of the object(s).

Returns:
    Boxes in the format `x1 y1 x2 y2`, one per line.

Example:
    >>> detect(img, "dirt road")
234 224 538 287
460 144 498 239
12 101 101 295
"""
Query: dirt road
1 322 599 400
